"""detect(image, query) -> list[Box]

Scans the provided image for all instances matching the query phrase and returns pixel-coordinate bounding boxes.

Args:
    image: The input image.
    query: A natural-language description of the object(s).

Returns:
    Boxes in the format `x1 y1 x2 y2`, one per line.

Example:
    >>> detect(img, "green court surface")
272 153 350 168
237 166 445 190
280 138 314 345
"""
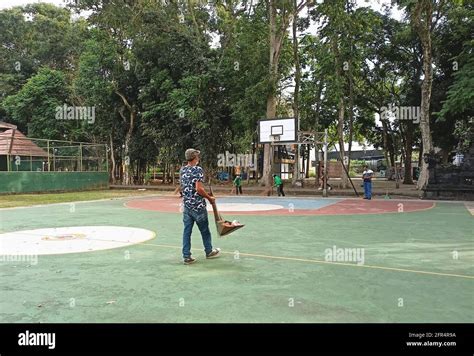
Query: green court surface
0 195 473 323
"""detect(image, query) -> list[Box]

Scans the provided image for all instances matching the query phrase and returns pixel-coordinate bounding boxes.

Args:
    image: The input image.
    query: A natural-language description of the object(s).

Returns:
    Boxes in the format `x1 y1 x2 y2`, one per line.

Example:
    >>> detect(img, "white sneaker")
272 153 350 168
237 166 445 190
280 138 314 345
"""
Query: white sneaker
206 248 221 259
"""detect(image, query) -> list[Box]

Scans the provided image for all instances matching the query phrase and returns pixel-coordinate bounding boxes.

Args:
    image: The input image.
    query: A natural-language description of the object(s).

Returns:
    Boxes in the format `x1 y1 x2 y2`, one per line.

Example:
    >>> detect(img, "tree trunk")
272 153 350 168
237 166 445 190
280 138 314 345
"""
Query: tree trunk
116 92 136 186
332 34 347 188
261 0 278 188
381 118 396 169
305 145 310 179
109 133 116 184
291 0 301 186
122 121 134 185
301 147 306 179
136 160 140 185
261 0 293 188
337 97 348 188
347 59 354 174
314 82 323 186
403 121 414 184
123 139 131 185
412 0 434 190
418 140 423 171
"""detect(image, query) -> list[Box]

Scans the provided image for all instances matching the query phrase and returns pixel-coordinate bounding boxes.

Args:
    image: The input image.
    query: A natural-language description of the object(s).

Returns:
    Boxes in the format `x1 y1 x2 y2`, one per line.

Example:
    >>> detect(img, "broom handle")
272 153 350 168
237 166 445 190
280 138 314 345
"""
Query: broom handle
211 201 222 221
208 184 223 221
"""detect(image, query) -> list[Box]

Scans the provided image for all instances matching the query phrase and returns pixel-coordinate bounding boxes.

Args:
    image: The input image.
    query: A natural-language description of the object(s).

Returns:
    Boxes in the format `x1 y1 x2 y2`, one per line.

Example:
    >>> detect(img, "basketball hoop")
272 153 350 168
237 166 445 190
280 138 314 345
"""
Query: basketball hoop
269 134 281 144
257 118 296 144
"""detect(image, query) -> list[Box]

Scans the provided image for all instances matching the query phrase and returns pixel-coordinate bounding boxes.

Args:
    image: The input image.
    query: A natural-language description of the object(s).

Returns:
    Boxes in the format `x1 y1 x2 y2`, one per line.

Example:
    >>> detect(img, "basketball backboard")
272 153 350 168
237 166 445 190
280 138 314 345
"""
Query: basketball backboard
258 117 297 144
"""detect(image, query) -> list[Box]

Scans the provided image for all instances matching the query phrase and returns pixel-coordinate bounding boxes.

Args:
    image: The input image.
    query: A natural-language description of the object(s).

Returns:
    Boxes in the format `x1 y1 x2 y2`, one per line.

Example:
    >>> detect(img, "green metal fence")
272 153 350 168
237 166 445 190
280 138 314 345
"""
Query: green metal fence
0 171 109 193
0 136 108 173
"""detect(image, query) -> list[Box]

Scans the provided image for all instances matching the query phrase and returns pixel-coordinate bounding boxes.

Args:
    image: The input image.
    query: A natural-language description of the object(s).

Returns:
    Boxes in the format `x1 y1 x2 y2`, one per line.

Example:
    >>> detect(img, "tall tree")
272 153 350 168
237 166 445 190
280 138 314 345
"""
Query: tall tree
291 0 300 185
399 0 452 189
262 0 308 188
410 0 434 189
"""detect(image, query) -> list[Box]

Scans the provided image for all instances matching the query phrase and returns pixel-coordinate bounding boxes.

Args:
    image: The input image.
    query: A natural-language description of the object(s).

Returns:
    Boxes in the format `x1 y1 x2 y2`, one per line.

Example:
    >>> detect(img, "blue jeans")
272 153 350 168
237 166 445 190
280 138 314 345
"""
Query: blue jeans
363 181 372 199
182 207 213 258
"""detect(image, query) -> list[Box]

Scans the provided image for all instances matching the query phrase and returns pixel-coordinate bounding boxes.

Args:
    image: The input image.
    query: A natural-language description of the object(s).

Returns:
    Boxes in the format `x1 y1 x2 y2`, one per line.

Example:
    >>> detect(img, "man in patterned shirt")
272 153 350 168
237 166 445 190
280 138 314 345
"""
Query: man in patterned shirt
180 148 220 264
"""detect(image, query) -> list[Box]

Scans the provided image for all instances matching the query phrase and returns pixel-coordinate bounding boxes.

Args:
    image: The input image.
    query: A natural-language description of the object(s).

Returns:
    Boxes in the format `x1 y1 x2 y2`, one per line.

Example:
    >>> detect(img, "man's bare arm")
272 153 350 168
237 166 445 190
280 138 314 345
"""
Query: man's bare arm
196 181 215 202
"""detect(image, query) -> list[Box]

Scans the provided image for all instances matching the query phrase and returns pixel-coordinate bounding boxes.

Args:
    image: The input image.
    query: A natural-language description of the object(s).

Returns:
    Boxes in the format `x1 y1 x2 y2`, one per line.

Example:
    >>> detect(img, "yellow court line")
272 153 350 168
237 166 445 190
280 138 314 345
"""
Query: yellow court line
139 242 474 280
464 202 474 216
0 230 471 280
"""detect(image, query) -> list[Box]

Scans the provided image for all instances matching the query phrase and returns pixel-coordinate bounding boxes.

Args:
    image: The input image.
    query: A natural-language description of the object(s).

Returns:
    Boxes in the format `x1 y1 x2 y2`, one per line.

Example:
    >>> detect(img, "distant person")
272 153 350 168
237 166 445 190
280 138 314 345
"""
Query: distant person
318 165 332 191
413 167 420 181
453 153 464 167
362 165 374 200
180 148 220 264
233 174 243 195
272 174 285 196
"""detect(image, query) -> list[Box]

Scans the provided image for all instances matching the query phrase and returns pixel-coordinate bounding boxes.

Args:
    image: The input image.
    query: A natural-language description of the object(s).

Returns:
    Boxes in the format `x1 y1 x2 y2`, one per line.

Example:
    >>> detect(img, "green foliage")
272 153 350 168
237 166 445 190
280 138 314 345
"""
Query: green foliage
437 55 474 120
3 67 71 139
0 3 89 122
0 0 471 182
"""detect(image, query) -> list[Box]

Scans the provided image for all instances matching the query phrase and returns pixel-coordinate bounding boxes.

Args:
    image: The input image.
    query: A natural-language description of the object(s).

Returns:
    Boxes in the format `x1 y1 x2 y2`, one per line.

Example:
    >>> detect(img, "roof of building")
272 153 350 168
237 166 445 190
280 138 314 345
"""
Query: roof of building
0 121 18 130
0 129 48 157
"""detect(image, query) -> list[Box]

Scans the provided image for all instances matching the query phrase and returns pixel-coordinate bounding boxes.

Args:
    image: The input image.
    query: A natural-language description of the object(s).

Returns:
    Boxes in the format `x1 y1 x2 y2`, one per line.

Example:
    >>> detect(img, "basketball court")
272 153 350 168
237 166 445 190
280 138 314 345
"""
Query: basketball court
1 193 472 323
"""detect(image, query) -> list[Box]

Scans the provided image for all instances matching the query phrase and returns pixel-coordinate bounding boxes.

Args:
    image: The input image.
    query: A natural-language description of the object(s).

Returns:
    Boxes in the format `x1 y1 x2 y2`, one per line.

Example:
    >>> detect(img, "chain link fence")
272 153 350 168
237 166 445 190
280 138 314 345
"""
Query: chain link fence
0 135 107 172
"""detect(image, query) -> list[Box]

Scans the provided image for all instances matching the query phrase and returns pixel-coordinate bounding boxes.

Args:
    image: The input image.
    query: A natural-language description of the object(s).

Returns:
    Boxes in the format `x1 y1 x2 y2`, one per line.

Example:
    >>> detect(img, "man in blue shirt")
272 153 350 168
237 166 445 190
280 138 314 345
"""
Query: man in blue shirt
180 148 220 264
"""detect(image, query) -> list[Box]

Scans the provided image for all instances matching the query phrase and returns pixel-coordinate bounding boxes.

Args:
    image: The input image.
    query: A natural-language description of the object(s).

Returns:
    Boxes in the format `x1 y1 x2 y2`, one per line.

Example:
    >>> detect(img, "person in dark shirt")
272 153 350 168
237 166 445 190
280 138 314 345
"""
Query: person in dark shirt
362 165 374 200
318 165 332 191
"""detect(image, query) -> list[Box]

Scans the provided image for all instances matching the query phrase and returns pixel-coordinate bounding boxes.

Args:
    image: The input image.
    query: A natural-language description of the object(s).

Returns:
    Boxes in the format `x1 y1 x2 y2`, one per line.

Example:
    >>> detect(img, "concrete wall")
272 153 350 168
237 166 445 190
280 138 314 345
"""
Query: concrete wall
0 172 109 194
316 161 343 178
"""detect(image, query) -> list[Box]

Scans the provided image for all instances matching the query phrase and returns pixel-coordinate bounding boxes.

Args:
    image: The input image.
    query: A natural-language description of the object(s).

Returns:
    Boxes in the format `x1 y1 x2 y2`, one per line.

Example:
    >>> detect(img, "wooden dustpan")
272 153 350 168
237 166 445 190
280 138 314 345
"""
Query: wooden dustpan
209 185 245 237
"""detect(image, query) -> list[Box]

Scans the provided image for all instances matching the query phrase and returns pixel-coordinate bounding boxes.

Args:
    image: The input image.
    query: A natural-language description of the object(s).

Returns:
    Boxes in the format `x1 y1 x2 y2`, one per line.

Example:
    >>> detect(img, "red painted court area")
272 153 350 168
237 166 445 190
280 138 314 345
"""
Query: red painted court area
314 199 434 215
125 197 435 216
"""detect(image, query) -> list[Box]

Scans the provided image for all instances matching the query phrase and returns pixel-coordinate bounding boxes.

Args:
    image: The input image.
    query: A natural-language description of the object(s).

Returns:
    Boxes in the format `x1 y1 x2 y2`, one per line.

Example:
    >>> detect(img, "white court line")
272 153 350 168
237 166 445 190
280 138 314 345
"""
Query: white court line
0 194 164 211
